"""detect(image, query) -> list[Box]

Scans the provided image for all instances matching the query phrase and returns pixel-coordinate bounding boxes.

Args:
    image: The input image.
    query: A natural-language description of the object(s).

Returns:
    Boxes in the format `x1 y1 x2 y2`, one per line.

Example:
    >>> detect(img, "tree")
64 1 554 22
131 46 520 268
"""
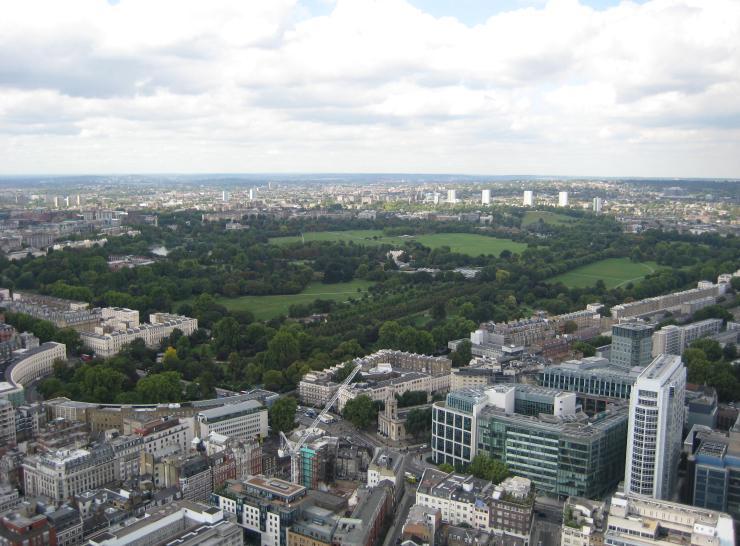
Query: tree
262 370 286 391
573 341 596 357
451 340 472 368
54 328 83 355
342 395 378 429
723 343 737 361
563 321 578 334
438 463 454 473
269 397 298 435
396 390 428 407
212 317 241 357
690 338 723 362
468 454 509 484
405 407 432 439
265 329 300 370
431 301 447 321
135 372 183 403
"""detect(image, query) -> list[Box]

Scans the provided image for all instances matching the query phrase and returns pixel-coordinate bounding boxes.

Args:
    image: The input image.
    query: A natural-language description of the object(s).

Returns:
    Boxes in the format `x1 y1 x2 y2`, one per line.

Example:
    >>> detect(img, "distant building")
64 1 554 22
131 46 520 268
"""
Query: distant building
592 197 603 213
558 191 569 207
652 319 723 357
611 322 654 368
481 189 491 205
447 189 457 204
624 355 686 500
523 191 533 206
80 310 197 357
610 281 721 320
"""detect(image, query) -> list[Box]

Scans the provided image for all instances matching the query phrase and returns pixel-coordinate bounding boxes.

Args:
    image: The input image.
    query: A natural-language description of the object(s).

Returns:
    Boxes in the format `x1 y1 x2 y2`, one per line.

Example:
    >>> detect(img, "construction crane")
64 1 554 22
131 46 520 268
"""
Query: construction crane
279 363 362 485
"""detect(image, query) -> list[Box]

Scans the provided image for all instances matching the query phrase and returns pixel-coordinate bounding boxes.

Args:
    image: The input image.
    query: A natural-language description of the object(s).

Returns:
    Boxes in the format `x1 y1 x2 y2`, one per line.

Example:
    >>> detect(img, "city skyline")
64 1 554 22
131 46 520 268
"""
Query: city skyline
1 0 739 177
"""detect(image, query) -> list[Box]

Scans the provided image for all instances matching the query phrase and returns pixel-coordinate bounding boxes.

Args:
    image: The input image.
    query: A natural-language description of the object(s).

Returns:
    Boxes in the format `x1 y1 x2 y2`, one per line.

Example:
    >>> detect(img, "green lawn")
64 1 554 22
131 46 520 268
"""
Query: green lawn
210 279 374 320
549 258 661 289
269 230 386 245
269 230 527 257
522 211 576 227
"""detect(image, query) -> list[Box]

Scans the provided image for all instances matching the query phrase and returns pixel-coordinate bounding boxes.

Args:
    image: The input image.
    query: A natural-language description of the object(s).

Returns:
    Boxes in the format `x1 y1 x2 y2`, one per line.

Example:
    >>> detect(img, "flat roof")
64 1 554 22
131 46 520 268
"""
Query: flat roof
197 399 263 420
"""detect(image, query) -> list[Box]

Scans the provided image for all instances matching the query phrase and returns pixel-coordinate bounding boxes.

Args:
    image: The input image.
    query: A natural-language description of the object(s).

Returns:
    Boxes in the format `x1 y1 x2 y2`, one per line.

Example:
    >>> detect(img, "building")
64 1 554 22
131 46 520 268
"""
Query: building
4 342 67 392
651 325 684 357
604 492 734 546
416 470 534 540
129 415 193 457
23 445 116 502
447 190 457 204
592 198 603 213
402 504 441 546
80 311 197 357
684 419 740 520
610 282 721 321
611 323 654 368
212 476 308 546
299 350 451 409
86 500 243 546
0 291 100 331
196 400 268 441
558 191 569 207
432 385 628 498
481 189 491 205
46 505 83 546
0 509 57 546
523 191 533 206
561 497 606 546
539 357 639 414
624 354 686 500
652 319 724 357
0 399 16 446
367 448 403 490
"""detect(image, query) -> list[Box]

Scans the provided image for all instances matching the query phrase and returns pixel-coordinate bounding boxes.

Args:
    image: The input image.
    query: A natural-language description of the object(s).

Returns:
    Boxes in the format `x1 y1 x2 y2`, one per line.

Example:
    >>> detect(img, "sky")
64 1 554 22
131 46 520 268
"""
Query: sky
0 0 738 177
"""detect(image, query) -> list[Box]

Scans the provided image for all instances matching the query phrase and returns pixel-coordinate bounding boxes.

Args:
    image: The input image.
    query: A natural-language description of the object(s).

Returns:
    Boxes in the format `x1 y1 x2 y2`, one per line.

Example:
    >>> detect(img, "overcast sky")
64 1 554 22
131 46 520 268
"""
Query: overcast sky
0 0 738 177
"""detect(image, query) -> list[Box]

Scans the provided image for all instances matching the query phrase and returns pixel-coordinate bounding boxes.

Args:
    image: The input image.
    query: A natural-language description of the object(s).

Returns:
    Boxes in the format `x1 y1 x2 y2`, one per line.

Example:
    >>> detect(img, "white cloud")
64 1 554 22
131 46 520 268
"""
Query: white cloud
0 0 738 176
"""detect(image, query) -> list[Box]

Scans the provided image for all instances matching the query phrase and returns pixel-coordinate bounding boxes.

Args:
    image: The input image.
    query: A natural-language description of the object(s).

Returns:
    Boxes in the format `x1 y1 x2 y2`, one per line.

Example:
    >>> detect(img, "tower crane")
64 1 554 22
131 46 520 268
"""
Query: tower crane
279 363 362 485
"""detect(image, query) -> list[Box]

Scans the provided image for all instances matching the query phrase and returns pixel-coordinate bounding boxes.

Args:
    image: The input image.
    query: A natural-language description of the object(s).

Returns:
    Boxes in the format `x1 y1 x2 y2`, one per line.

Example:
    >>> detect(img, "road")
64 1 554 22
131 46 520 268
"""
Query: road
382 481 416 546
531 496 564 546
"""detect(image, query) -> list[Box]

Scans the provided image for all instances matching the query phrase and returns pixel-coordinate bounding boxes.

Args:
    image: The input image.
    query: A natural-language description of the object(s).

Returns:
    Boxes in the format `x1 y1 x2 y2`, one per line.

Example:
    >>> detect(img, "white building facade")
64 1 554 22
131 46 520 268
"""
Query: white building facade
624 355 686 500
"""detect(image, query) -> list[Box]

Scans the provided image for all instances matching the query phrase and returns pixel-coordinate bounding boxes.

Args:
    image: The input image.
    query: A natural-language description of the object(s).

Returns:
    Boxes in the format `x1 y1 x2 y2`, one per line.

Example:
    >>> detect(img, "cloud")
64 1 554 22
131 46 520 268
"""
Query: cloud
0 0 739 176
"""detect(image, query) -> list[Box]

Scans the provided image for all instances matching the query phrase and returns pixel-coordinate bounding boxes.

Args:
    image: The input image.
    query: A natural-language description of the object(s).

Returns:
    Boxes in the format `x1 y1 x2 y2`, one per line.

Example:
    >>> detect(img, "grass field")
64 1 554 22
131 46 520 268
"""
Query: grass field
522 211 576 226
269 230 527 257
270 230 384 246
549 258 661 289
209 279 373 320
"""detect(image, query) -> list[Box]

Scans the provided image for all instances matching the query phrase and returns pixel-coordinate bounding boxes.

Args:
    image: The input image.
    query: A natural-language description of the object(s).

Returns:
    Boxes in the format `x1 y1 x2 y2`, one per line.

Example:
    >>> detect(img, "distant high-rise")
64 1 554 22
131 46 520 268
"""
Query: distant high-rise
249 188 254 200
624 354 686 499
652 325 683 357
558 191 569 207
611 323 654 368
481 189 491 205
222 190 230 202
593 197 603 213
433 192 440 205
447 189 456 204
523 191 533 206
75 194 81 206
